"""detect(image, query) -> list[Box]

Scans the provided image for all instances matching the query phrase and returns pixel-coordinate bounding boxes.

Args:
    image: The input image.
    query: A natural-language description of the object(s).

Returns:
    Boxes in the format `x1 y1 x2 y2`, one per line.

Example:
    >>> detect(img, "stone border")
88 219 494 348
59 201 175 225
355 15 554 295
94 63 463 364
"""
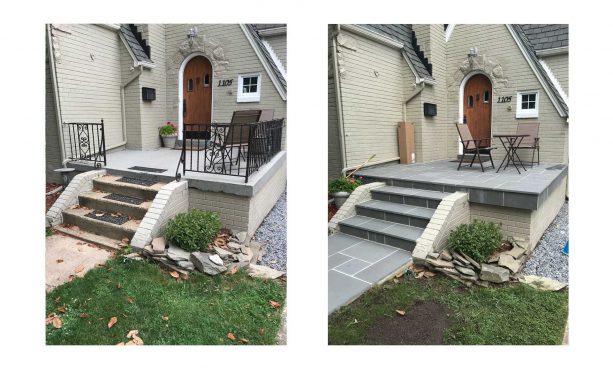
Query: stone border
328 182 385 233
46 169 106 226
412 192 469 263
131 180 188 250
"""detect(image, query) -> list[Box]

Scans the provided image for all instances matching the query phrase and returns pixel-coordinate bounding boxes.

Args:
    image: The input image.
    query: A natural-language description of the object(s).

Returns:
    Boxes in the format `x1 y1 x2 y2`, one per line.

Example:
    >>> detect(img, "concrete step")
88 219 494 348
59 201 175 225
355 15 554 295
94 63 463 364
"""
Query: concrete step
356 200 434 228
53 225 124 252
338 215 424 252
371 186 448 209
78 191 151 220
62 207 140 241
93 175 163 200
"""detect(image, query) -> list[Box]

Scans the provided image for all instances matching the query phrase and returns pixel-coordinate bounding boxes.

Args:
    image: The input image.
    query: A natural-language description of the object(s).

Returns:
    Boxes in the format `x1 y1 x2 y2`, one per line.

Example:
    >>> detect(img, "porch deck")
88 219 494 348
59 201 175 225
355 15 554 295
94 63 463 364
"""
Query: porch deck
356 160 567 210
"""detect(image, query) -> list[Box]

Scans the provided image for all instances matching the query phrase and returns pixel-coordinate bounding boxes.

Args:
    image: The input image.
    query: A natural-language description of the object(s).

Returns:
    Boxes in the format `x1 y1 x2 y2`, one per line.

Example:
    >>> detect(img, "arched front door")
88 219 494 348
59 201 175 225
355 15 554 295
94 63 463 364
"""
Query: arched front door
463 74 492 141
183 56 212 131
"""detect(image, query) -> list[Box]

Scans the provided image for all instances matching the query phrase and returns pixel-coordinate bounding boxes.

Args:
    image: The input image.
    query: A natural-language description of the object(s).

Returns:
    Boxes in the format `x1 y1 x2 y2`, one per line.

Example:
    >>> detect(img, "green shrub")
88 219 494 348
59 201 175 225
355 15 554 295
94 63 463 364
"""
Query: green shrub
448 220 503 262
329 176 362 194
163 209 221 252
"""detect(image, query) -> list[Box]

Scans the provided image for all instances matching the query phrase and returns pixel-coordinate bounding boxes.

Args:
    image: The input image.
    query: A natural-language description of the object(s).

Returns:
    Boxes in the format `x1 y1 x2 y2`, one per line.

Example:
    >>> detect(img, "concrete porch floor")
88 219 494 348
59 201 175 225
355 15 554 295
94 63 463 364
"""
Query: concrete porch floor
328 233 412 314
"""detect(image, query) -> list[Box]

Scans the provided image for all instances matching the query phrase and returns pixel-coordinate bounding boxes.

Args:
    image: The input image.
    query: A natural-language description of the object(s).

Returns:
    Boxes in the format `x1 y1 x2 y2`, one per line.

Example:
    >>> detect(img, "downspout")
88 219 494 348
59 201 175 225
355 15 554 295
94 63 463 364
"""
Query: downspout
46 24 66 165
332 25 347 170
114 65 143 150
402 79 426 122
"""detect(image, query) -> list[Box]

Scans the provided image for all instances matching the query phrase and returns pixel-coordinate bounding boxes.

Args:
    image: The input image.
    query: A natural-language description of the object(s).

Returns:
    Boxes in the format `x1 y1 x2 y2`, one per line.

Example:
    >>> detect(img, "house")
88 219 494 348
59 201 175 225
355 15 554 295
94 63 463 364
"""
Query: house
45 24 287 249
327 24 568 312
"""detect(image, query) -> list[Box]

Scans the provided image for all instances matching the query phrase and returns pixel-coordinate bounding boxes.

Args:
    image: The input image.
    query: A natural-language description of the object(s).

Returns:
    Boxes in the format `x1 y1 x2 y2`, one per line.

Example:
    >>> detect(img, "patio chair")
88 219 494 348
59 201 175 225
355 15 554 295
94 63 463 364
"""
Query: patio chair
456 123 496 172
206 110 262 168
514 122 540 168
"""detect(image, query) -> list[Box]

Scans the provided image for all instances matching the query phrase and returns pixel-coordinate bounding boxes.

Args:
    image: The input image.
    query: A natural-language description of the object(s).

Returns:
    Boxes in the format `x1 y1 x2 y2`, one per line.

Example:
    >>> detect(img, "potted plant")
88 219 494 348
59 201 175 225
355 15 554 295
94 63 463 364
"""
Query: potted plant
159 121 178 148
329 175 362 208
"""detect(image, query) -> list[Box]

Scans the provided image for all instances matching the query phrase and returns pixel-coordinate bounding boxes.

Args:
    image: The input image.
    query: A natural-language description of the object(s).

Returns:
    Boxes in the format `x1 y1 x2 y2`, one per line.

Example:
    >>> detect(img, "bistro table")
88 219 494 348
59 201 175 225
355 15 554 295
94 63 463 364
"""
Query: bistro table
493 134 529 174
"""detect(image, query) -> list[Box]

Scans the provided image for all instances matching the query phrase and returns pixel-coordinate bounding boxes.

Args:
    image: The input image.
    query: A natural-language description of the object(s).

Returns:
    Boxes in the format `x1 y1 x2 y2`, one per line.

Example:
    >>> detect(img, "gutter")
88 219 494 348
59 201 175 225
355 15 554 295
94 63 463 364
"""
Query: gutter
47 24 67 165
114 65 143 150
332 25 348 170
402 80 426 122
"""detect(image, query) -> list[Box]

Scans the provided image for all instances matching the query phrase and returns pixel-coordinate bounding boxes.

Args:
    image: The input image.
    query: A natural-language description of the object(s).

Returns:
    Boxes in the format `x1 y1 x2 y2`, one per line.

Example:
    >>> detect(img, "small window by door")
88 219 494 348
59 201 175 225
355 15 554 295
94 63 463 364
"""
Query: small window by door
204 74 210 87
484 90 490 103
187 79 193 92
468 95 474 108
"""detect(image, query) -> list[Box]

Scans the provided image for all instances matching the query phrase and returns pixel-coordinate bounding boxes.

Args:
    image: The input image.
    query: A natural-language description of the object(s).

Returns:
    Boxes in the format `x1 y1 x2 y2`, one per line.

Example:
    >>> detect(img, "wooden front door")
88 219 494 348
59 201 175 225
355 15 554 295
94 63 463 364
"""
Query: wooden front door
183 56 212 129
463 74 492 141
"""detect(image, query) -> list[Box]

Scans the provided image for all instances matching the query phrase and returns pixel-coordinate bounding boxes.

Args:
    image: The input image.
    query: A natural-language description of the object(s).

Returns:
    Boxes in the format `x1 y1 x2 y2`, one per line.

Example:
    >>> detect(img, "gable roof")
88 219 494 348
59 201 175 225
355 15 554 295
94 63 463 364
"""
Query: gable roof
119 24 153 64
359 24 434 82
508 24 569 117
242 24 287 100
518 24 568 51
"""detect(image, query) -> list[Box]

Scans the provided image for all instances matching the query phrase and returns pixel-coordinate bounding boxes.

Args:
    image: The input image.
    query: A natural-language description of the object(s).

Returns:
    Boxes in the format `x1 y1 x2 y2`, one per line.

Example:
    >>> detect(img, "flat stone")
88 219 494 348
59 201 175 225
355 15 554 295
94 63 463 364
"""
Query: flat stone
474 280 490 288
190 252 227 275
123 253 143 261
487 254 500 263
503 246 526 259
213 246 233 260
241 247 254 261
458 251 481 270
247 264 284 279
497 254 521 274
158 259 189 276
455 265 476 277
427 252 440 260
512 237 530 250
236 253 251 263
435 267 460 276
452 259 467 267
426 258 454 269
451 251 470 265
235 231 248 244
209 254 224 266
227 242 242 253
479 264 510 283
176 260 195 271
459 273 478 282
166 245 191 262
519 275 567 291
143 245 154 255
440 249 453 262
249 241 265 264
151 237 166 254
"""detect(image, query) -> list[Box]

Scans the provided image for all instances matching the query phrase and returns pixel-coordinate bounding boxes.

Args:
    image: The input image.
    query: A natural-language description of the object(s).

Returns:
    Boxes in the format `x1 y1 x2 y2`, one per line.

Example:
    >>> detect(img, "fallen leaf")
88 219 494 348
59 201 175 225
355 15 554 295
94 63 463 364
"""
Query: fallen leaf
394 272 404 278
79 313 89 319
95 213 104 217
423 271 436 278
70 225 80 231
269 300 281 309
116 342 125 346
126 330 139 339
116 282 122 289
125 340 136 345
227 332 236 341
52 317 62 329
415 271 424 279
127 297 134 304
56 259 64 263
74 265 85 274
240 338 249 343
395 310 406 316
259 329 264 336
54 296 61 303
227 266 238 275
169 271 180 279
132 335 144 345
107 267 113 272
161 316 169 321
108 316 118 329
57 307 66 313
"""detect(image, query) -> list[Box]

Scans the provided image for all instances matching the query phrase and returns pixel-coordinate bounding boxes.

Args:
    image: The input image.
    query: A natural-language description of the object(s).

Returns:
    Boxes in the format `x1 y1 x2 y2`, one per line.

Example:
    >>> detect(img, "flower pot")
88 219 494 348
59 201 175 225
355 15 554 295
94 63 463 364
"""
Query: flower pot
161 134 177 148
333 191 350 208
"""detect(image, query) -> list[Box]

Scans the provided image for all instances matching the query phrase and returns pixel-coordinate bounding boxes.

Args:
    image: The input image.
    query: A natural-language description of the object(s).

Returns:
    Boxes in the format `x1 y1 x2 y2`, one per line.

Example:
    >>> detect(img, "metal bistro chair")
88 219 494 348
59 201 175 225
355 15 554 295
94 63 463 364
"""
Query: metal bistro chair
514 122 540 168
456 123 496 172
207 109 262 170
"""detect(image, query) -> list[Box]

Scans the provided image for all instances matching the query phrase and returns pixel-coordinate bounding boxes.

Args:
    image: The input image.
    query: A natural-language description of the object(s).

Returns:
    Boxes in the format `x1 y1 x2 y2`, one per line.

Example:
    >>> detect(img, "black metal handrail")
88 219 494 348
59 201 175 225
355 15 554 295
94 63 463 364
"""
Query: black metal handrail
62 120 107 168
175 119 284 183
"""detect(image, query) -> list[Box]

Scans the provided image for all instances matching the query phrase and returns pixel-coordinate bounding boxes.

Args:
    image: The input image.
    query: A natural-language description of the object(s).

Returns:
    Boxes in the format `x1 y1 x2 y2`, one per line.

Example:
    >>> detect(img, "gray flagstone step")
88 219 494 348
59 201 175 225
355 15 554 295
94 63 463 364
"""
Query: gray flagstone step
78 191 151 219
356 200 435 228
62 207 140 241
371 186 448 209
93 175 163 201
338 215 424 252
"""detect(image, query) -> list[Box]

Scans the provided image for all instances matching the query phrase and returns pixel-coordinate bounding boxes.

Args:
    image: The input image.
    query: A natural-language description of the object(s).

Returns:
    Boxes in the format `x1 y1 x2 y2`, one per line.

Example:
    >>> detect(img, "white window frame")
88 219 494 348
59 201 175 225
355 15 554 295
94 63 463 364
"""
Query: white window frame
516 90 540 118
237 73 262 103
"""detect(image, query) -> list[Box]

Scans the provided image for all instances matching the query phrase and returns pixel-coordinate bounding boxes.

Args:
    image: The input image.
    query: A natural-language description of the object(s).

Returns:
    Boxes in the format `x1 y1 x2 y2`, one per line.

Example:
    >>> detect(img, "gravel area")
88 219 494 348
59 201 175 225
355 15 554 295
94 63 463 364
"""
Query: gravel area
254 190 286 271
521 201 568 283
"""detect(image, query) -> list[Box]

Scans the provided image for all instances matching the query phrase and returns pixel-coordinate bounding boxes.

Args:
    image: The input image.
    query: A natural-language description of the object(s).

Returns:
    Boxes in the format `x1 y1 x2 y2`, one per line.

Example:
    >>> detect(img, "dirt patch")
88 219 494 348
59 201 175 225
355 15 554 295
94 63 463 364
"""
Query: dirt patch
46 183 62 212
328 203 338 222
364 300 451 345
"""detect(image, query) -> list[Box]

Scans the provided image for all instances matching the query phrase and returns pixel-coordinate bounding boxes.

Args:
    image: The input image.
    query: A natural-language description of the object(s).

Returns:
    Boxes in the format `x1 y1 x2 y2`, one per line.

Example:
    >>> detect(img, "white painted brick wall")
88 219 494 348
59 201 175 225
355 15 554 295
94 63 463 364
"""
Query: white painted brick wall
247 158 287 234
328 182 385 232
131 180 188 249
45 170 106 226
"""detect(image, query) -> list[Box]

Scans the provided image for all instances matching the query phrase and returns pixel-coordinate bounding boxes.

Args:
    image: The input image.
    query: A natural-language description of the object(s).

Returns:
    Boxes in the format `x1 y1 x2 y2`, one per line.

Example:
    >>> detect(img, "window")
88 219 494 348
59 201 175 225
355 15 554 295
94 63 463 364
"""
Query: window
204 74 210 87
468 95 474 108
187 79 193 92
237 73 261 102
516 91 539 118
484 90 490 103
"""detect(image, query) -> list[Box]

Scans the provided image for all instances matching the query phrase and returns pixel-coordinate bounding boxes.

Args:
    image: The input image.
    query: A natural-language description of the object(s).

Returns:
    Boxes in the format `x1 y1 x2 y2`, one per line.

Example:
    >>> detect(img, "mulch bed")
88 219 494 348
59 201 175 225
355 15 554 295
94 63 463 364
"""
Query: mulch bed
328 203 338 222
46 183 62 212
364 300 451 345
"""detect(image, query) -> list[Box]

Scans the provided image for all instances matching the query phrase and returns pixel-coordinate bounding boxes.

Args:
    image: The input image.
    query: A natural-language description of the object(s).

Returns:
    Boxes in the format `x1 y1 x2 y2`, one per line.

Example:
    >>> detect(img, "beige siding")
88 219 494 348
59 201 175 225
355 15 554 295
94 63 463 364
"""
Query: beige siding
120 44 142 150
446 24 568 164
328 26 343 181
46 40 62 184
51 24 124 148
336 29 416 168
262 34 286 70
541 53 568 95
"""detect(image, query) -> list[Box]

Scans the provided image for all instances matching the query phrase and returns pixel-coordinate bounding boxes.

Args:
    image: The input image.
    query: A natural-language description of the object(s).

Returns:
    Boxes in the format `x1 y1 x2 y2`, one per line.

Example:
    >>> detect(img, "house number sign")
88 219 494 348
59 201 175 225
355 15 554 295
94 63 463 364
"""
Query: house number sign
497 96 512 103
217 79 233 87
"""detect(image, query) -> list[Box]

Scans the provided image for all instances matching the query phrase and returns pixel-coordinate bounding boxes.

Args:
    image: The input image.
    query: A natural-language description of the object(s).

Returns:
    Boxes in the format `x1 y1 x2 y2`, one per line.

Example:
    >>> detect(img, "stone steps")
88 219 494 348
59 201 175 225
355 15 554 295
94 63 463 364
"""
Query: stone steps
62 207 141 241
356 200 434 228
338 215 424 252
78 191 151 219
371 186 447 209
93 175 163 200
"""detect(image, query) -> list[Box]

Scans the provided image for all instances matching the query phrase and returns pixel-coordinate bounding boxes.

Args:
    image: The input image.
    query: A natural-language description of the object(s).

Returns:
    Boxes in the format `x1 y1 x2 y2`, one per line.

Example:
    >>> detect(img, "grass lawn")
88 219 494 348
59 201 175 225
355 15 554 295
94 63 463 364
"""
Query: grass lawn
46 256 286 345
328 276 568 345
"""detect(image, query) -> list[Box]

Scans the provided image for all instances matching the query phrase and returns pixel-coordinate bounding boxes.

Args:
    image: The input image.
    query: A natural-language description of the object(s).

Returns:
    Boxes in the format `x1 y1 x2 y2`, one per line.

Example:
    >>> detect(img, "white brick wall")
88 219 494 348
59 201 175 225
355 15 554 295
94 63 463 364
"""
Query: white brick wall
328 182 385 232
188 189 250 233
131 180 188 249
247 158 287 234
46 169 106 226
529 177 567 249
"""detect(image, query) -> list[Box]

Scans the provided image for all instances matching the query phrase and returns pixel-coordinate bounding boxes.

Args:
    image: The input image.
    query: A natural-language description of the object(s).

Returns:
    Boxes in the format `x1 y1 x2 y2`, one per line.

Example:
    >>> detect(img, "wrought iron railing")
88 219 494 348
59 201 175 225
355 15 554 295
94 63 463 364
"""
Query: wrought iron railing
175 119 284 183
62 120 107 168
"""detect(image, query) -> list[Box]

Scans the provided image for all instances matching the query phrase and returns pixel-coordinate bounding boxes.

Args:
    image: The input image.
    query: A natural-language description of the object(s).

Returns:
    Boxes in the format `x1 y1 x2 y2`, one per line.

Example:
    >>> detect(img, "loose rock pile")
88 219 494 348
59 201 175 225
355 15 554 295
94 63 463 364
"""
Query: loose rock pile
421 237 531 287
134 231 284 279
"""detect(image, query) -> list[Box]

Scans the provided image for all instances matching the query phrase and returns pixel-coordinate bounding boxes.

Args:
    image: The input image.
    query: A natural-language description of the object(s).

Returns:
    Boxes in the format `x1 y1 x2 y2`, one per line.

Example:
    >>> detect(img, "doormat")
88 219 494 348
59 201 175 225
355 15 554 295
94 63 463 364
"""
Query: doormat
85 210 130 225
104 193 145 205
128 166 167 173
117 177 157 187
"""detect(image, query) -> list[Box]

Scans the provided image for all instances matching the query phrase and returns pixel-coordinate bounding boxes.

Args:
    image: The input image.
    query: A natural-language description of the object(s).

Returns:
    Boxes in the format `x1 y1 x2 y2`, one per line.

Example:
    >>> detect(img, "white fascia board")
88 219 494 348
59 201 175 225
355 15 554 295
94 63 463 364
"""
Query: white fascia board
257 27 286 37
262 39 287 80
506 25 567 118
118 32 155 69
536 46 569 57
97 24 121 31
239 24 286 101
445 24 455 42
539 59 569 105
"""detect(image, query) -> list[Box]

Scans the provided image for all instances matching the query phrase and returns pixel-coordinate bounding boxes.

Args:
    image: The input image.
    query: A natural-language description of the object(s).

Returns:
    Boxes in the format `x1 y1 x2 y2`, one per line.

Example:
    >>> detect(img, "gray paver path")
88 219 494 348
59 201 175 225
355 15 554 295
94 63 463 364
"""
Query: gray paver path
328 233 412 314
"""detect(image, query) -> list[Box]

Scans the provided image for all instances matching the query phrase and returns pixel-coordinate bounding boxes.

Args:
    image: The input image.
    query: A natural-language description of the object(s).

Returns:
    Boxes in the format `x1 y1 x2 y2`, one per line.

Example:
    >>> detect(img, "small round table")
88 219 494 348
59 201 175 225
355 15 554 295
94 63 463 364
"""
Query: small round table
493 134 529 174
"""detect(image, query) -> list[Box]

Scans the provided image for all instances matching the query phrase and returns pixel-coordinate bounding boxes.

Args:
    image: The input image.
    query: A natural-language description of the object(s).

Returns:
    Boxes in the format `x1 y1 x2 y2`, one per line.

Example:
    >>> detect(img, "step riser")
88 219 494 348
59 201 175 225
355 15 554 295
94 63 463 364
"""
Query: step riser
93 180 158 200
372 192 440 209
78 196 147 220
63 212 135 241
339 224 416 252
355 207 429 228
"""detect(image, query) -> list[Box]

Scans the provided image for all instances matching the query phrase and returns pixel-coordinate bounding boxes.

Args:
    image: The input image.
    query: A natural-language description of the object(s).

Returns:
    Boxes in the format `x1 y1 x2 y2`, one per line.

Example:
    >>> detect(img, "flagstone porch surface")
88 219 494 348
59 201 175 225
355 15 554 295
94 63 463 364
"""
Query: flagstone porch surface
67 148 286 197
356 160 567 210
328 233 412 314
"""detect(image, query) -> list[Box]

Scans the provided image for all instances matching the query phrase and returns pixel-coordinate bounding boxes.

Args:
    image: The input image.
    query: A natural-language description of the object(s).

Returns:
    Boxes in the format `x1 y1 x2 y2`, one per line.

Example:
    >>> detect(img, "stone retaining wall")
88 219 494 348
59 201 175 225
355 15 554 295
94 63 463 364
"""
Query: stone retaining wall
46 169 106 226
328 182 385 233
